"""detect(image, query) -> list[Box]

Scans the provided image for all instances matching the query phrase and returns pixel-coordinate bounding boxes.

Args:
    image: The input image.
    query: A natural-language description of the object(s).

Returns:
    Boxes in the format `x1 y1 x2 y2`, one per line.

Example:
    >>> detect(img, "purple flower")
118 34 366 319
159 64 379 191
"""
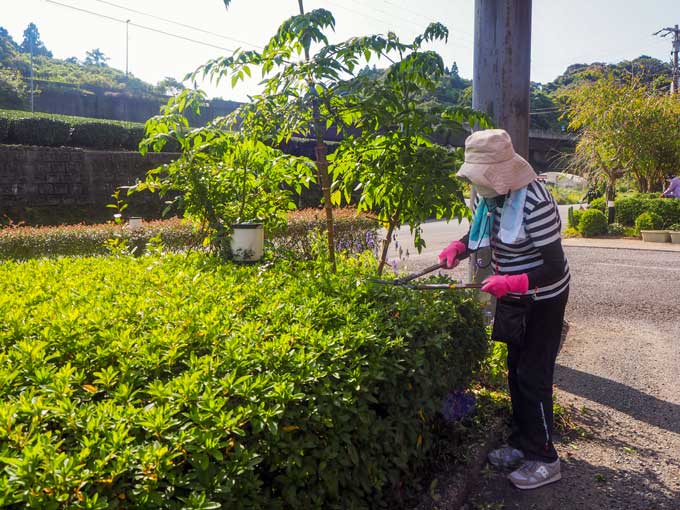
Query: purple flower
441 391 476 423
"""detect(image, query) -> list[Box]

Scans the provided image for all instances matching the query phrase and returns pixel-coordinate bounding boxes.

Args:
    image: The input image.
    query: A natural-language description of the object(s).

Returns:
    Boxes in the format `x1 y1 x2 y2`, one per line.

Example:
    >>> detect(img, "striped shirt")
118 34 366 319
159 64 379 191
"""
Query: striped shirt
486 180 570 300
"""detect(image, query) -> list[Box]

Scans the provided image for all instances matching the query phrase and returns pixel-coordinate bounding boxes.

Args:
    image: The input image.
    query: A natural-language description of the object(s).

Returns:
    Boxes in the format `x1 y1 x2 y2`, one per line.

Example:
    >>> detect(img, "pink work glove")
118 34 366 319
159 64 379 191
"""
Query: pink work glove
438 240 467 269
481 274 529 298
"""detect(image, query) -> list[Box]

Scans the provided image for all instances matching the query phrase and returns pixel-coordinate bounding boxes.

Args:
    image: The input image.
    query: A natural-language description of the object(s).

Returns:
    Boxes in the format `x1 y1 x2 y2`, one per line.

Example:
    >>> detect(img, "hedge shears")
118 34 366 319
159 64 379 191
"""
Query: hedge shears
368 262 482 290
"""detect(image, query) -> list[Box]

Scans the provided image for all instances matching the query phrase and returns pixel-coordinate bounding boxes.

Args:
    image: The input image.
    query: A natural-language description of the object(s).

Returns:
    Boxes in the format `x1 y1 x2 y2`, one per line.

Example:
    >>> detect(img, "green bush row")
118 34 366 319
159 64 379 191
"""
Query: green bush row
615 195 680 227
0 253 488 509
0 109 153 150
0 211 380 261
0 218 198 260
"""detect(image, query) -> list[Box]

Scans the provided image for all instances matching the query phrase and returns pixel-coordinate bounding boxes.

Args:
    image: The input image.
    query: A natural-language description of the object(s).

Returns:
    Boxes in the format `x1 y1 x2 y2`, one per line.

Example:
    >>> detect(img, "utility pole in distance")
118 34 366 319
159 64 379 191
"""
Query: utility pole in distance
653 24 680 94
125 19 130 78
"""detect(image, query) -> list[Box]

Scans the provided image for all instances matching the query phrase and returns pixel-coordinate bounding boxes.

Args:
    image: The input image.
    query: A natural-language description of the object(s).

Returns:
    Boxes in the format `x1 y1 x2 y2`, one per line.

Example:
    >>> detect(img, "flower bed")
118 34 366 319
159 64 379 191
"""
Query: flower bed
0 209 379 261
0 253 488 509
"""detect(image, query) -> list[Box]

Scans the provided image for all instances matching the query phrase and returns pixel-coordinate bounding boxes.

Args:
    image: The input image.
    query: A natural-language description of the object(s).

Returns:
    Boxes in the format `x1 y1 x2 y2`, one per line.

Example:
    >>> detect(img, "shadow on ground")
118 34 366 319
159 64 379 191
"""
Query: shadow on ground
554 364 680 435
466 452 680 510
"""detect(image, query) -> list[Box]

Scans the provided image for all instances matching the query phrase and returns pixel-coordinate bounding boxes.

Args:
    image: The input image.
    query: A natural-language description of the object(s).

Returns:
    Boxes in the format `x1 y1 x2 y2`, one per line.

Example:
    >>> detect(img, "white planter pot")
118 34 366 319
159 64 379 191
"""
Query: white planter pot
640 230 670 243
230 223 264 262
669 231 680 244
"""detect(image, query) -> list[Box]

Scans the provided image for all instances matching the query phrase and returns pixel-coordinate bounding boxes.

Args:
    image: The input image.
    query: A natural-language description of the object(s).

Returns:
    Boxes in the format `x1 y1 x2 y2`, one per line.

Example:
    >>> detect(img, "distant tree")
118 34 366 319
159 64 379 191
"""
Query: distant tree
565 75 680 202
156 76 186 95
20 23 52 57
64 56 79 64
0 27 18 50
0 68 28 108
84 48 109 67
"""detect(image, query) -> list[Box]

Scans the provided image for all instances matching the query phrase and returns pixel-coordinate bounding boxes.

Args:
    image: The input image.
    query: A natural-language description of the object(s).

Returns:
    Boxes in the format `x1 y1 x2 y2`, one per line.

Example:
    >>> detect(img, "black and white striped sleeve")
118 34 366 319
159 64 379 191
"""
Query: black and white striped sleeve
525 199 561 247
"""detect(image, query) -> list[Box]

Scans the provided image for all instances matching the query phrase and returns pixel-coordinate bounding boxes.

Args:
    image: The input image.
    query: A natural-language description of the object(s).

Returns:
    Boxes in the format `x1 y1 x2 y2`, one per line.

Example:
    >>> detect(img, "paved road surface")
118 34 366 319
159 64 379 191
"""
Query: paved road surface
383 204 580 269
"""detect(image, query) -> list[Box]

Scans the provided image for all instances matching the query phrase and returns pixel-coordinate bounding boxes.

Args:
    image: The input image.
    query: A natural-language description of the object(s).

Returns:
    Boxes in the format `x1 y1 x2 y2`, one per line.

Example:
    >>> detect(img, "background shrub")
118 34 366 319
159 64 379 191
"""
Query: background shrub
606 222 625 236
0 109 148 150
0 218 198 260
567 206 583 229
578 208 608 237
615 195 680 227
0 117 8 142
0 253 488 509
272 208 379 259
7 115 71 146
614 196 647 226
70 121 131 149
0 210 380 260
588 196 606 212
635 211 663 233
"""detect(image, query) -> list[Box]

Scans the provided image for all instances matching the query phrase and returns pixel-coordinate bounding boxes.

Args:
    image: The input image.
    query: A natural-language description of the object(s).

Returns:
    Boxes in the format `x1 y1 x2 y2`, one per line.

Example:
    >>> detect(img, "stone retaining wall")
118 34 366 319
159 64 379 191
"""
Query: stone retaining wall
0 145 175 225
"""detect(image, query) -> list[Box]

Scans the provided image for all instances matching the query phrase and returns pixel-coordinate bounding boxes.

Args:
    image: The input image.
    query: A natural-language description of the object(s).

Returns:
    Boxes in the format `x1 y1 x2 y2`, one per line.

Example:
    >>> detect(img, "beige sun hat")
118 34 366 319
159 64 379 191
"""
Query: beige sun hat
456 129 536 195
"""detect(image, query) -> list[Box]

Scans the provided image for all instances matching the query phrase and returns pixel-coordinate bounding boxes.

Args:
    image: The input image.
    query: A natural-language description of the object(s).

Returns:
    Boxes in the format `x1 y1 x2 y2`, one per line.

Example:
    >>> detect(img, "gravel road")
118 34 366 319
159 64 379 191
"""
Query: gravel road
463 247 680 510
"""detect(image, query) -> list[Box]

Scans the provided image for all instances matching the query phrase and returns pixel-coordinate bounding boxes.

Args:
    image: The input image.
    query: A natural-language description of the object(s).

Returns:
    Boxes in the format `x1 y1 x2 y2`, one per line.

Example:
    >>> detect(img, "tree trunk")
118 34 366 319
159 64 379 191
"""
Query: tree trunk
299 0 336 270
606 179 616 224
377 221 397 276
314 141 336 270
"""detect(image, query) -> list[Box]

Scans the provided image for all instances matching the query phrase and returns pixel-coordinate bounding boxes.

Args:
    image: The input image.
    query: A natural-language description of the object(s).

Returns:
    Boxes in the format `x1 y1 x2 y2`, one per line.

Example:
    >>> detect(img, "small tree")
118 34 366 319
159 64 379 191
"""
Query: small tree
331 33 490 273
156 76 186 96
84 48 109 67
190 4 431 269
136 89 314 256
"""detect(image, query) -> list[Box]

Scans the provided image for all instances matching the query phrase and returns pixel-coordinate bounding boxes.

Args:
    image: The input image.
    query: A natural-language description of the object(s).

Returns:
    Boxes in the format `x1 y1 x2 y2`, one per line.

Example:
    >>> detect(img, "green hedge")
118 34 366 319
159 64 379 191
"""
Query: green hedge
7 115 71 146
0 253 488 509
615 195 680 227
70 121 133 150
0 109 148 150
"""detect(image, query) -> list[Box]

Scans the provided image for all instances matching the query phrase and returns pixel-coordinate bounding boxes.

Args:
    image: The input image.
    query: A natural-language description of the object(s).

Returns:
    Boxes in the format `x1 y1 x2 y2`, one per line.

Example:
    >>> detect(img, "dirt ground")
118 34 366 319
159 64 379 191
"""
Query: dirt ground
462 247 680 510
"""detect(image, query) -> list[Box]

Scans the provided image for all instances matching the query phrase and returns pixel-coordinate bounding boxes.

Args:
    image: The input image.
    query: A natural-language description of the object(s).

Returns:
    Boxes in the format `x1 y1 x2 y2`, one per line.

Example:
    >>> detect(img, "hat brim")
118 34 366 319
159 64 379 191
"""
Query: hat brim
456 153 536 195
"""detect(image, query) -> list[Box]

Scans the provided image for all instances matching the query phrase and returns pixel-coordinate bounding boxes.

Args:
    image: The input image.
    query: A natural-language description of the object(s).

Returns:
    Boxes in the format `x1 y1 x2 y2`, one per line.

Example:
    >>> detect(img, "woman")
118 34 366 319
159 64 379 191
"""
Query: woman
439 129 569 490
661 173 680 199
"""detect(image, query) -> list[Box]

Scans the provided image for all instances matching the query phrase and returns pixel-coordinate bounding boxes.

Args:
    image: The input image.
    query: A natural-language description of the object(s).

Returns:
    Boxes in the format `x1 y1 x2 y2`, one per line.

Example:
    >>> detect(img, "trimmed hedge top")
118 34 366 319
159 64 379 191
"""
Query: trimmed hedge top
0 109 147 150
0 253 488 509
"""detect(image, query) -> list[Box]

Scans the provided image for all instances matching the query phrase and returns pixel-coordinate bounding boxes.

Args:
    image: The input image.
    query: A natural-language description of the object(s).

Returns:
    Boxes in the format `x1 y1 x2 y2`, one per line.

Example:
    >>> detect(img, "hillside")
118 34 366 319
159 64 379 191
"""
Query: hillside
0 24 164 111
0 22 674 132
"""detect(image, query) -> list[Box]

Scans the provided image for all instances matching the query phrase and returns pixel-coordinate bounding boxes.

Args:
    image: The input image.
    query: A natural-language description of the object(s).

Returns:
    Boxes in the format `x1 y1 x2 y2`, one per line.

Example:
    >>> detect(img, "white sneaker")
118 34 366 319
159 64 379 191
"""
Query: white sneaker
508 459 561 490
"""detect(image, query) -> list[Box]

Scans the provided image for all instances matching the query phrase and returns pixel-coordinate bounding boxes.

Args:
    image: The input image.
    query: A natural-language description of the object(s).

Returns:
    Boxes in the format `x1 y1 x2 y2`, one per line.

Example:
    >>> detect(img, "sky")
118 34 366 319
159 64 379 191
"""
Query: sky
2 0 679 101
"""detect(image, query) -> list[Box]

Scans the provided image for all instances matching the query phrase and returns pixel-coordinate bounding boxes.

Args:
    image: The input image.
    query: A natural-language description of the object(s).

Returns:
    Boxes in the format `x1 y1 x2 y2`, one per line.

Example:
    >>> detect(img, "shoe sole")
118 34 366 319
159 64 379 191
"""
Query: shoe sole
509 472 561 490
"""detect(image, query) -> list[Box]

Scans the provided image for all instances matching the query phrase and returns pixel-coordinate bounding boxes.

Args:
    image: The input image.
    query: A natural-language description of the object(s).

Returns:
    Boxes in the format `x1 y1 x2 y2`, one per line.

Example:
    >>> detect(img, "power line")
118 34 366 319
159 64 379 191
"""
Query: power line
91 0 262 49
323 0 473 49
44 0 235 53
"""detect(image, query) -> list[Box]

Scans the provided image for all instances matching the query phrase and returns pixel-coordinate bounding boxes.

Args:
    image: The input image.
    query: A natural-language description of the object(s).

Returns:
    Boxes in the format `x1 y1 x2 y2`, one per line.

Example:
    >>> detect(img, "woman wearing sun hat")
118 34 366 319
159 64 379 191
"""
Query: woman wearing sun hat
439 129 570 490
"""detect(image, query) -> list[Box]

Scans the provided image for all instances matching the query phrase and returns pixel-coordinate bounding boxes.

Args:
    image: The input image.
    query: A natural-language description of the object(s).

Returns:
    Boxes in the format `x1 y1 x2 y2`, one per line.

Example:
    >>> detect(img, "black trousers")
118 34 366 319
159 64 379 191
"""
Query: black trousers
506 288 569 462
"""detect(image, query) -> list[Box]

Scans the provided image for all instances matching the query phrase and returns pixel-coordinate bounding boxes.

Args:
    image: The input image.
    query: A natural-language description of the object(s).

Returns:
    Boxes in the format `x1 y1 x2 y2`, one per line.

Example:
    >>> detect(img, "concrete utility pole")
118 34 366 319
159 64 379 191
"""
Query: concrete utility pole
29 38 34 113
473 0 532 157
653 24 680 94
125 19 131 78
469 0 532 290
